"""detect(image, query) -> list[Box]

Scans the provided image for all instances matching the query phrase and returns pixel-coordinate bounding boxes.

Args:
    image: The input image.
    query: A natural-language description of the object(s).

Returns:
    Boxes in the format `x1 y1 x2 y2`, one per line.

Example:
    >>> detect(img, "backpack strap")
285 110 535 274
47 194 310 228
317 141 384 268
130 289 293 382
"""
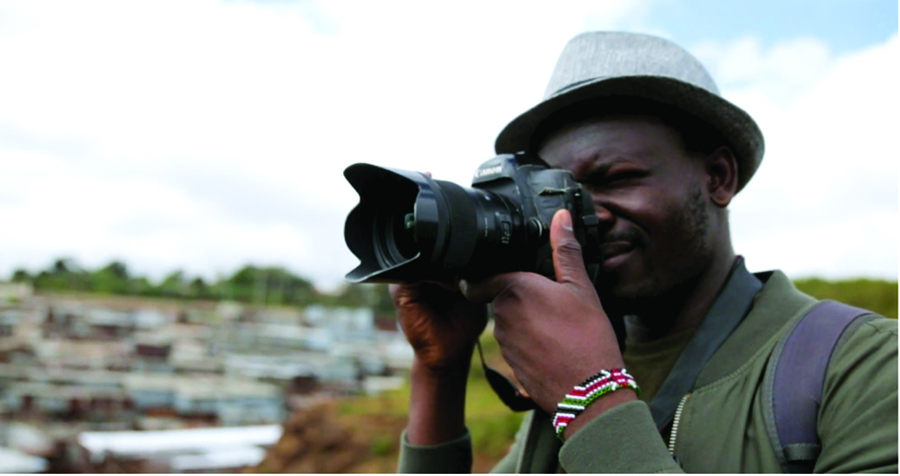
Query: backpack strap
762 300 875 473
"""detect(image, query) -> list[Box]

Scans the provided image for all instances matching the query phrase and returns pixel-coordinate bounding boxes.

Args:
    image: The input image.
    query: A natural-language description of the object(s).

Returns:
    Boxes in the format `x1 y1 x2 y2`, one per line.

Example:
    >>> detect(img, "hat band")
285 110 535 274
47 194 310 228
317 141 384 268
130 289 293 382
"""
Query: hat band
550 76 611 98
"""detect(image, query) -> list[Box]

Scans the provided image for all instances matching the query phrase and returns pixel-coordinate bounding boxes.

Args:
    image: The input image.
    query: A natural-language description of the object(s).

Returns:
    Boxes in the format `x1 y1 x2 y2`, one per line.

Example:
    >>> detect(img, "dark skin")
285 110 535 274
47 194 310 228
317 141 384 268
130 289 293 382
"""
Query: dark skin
394 114 740 445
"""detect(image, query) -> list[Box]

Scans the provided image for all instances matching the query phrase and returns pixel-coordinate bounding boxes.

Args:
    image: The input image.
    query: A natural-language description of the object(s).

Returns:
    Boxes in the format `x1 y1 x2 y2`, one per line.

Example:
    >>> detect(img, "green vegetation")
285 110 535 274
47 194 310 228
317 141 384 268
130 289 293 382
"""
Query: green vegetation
370 435 396 457
793 277 898 318
463 377 526 459
9 257 395 309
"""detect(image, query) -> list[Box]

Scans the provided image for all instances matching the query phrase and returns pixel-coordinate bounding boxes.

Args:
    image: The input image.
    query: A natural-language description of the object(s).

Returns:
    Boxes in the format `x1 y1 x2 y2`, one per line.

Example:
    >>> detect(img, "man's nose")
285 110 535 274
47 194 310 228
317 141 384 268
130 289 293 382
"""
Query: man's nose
593 199 615 229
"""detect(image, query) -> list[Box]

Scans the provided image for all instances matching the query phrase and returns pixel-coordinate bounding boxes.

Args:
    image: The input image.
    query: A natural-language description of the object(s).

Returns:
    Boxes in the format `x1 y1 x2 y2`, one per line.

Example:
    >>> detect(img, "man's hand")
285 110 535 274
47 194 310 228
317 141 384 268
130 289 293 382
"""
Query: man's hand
391 281 487 445
461 209 633 430
391 282 488 371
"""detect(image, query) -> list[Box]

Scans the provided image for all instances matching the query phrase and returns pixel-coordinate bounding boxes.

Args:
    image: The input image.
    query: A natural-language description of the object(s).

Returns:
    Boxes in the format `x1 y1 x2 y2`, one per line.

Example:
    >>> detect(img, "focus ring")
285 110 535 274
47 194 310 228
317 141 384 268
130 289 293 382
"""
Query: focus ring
434 180 478 272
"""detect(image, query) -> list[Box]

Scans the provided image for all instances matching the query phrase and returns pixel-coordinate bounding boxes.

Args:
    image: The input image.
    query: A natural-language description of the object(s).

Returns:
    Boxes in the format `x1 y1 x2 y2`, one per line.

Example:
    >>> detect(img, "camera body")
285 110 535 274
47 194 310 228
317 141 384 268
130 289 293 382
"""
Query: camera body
343 153 602 284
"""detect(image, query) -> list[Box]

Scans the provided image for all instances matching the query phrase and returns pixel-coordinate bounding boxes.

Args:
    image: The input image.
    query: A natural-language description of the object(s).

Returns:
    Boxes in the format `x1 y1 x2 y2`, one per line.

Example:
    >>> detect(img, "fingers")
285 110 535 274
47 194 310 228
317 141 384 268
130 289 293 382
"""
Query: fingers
390 282 421 307
459 273 519 304
550 209 592 291
389 283 408 304
426 279 462 292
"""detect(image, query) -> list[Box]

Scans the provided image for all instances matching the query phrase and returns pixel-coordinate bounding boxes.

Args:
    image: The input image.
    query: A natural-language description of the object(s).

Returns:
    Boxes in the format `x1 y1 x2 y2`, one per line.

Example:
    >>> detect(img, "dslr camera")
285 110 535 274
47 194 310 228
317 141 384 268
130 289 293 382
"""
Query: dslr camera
343 153 603 284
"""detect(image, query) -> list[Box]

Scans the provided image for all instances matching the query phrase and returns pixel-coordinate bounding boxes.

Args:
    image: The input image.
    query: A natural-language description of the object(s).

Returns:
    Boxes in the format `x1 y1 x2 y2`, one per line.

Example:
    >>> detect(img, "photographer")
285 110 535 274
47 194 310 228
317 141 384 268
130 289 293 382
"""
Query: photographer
392 32 897 473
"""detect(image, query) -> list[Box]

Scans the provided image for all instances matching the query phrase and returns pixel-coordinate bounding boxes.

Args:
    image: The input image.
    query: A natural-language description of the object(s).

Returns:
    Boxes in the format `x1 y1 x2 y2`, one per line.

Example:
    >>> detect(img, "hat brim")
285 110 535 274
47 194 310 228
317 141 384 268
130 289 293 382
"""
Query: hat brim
494 76 764 192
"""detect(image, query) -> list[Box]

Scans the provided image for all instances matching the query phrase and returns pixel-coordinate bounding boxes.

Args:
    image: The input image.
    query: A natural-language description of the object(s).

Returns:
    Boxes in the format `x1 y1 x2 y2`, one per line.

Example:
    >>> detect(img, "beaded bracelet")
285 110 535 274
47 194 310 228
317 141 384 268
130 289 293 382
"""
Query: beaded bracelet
552 368 640 442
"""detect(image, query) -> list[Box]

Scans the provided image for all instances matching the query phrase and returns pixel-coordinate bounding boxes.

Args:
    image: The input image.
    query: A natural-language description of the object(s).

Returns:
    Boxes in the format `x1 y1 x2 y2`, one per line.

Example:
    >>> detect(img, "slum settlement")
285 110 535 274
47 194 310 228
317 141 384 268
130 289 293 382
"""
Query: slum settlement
0 283 412 472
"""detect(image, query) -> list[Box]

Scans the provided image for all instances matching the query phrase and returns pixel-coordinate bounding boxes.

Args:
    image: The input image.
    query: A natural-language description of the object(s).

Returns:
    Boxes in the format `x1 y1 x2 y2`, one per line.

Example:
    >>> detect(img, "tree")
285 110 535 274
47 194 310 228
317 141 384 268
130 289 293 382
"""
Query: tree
89 261 132 294
34 257 89 291
189 277 211 299
159 270 188 298
102 261 129 280
225 265 314 305
52 258 73 274
11 269 31 283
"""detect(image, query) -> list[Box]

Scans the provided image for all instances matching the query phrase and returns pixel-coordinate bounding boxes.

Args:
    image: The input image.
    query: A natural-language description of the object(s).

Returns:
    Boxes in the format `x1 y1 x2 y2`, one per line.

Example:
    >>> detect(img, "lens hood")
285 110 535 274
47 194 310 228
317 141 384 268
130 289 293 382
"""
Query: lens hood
343 163 447 283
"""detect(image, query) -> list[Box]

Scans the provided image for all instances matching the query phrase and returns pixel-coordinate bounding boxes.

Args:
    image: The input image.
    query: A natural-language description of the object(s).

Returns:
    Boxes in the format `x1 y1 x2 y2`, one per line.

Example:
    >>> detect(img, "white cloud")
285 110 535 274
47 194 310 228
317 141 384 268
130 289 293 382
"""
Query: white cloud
0 0 651 289
721 35 899 279
692 35 835 105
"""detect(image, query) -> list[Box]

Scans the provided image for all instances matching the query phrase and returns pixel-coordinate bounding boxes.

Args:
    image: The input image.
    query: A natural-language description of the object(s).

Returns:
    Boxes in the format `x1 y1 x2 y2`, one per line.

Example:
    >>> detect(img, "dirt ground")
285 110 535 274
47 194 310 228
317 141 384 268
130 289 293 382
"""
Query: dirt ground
251 400 508 473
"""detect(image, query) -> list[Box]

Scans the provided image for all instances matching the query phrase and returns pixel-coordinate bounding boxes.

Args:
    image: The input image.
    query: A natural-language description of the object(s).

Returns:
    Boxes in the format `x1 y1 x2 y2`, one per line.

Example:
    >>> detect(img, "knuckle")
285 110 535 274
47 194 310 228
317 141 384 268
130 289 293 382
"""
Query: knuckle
390 284 411 305
556 239 583 256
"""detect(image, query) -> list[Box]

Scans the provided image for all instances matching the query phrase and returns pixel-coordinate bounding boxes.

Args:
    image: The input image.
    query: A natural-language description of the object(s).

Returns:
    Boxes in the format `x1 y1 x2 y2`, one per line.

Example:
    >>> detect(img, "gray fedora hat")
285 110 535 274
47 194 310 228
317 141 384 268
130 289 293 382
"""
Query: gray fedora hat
495 31 764 191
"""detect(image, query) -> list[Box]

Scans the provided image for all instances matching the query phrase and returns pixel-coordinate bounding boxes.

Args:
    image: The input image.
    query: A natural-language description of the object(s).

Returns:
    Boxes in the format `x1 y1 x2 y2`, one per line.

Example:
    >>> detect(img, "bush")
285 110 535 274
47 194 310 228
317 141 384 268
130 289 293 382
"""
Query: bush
793 278 898 318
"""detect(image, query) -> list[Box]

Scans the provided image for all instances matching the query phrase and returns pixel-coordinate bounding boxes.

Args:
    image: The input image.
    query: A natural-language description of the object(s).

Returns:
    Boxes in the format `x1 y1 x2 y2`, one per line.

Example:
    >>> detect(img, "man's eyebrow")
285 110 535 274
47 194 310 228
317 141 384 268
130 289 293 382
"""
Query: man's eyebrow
574 157 630 181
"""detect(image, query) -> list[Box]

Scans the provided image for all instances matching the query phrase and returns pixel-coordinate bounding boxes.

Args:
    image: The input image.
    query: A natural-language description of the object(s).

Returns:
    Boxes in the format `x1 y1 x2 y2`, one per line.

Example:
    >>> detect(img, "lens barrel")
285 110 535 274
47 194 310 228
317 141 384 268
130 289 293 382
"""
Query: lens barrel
344 164 527 283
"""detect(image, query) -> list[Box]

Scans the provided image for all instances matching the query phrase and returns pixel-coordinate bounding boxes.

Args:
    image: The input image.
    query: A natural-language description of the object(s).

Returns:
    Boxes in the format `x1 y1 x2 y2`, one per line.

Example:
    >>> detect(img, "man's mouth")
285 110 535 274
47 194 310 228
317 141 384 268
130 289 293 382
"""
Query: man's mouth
600 241 636 271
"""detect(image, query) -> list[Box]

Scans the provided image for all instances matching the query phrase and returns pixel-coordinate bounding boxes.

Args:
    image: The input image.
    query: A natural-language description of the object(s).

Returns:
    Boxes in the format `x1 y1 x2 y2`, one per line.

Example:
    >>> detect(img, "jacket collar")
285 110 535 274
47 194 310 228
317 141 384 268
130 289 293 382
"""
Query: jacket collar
696 270 817 387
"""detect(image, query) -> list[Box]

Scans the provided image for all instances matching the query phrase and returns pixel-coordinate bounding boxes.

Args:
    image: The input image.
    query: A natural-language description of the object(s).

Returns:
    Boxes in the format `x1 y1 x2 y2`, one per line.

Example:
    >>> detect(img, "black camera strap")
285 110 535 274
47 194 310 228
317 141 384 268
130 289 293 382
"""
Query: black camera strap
476 340 538 412
647 257 761 429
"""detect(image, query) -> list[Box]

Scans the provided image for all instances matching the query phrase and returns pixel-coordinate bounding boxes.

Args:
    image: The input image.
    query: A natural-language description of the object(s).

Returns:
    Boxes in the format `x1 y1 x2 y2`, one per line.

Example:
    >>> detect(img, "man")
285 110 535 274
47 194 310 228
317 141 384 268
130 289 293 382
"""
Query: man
393 32 897 473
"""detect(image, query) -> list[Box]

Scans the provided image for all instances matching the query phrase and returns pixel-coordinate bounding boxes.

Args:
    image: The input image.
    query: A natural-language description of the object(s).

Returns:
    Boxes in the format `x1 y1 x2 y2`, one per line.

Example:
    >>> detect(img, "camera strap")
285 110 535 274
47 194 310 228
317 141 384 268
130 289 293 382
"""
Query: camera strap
476 340 539 412
648 257 762 429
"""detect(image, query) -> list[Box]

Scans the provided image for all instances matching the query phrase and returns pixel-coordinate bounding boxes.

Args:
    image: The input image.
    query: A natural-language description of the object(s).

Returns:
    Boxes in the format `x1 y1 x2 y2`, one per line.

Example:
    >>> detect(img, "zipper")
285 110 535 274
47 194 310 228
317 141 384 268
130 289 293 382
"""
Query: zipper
668 393 691 455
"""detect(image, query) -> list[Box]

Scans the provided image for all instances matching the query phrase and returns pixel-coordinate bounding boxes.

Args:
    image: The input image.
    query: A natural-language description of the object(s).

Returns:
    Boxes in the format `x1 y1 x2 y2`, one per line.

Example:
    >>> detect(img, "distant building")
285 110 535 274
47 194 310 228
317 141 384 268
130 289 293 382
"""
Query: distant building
215 301 242 322
84 309 135 340
224 352 357 386
121 374 284 425
132 335 173 373
1 382 133 421
257 323 332 351
31 340 131 370
304 306 375 342
0 311 19 337
0 283 33 304
132 309 174 330
255 308 303 325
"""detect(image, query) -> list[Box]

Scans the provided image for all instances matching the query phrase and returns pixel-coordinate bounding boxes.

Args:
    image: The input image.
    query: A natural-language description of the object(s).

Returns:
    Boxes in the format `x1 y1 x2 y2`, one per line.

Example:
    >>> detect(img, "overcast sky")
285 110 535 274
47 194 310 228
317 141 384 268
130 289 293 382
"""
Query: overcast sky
0 0 897 290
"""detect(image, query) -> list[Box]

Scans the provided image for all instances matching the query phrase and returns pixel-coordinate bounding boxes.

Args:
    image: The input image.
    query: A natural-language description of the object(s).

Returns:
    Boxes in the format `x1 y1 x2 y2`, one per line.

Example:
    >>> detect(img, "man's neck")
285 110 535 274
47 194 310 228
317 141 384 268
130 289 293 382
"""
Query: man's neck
619 248 738 341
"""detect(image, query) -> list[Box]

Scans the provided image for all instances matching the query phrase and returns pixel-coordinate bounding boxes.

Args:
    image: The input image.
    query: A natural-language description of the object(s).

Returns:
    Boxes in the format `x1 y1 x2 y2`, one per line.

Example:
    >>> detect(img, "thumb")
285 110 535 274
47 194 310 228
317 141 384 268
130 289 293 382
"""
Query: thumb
550 209 591 289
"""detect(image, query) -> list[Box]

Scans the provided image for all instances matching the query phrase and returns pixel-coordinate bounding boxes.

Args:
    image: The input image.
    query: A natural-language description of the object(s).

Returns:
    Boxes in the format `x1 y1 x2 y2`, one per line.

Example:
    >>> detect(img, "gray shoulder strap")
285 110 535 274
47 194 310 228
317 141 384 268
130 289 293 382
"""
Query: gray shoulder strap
762 300 874 473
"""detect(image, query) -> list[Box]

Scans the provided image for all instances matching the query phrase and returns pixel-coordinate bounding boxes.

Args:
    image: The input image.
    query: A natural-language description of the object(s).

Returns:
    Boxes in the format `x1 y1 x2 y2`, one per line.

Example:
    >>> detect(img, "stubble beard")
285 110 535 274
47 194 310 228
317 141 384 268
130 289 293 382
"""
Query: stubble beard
600 184 712 322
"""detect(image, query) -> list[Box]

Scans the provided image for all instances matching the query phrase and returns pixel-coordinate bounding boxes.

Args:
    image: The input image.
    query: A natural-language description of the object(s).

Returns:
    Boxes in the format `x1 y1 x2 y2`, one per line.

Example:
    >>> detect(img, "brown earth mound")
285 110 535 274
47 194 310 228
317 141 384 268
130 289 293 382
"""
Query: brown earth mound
251 401 372 473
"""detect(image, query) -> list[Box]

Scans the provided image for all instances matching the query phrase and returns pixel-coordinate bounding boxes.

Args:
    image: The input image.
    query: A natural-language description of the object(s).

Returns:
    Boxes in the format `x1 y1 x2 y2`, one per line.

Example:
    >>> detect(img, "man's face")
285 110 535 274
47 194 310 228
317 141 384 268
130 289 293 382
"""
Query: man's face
537 115 714 304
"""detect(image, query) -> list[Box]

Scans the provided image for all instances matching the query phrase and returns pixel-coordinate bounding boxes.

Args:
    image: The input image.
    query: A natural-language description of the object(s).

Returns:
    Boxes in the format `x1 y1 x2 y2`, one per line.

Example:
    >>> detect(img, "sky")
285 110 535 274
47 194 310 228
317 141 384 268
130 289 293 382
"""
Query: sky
0 0 897 290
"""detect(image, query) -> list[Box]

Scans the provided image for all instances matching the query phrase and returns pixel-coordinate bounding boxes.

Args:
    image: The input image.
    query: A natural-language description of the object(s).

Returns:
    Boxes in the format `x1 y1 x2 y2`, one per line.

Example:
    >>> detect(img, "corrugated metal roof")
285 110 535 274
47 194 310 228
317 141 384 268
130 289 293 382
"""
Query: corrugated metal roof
169 446 267 471
0 446 48 473
78 424 282 456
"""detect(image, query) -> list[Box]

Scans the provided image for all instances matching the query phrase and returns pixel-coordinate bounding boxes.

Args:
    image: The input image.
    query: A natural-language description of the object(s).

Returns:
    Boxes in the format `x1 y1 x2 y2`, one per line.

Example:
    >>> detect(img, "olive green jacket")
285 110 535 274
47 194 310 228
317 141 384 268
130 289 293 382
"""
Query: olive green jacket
398 271 898 473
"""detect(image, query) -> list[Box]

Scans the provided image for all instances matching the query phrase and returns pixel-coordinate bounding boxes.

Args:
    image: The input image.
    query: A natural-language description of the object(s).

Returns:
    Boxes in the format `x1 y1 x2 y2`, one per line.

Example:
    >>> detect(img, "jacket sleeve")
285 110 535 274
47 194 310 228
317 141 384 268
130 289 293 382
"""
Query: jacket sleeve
397 429 473 473
559 400 684 473
489 410 533 473
815 317 898 473
396 416 530 474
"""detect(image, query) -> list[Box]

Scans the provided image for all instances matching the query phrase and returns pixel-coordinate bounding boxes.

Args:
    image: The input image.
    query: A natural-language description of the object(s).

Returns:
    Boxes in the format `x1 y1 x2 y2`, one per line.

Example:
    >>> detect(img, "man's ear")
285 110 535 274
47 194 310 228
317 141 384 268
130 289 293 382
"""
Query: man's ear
704 147 739 208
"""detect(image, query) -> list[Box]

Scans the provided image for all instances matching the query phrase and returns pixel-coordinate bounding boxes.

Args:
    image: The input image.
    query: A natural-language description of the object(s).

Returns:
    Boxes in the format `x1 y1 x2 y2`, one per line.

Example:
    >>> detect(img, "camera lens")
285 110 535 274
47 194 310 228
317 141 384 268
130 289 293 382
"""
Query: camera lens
344 163 528 283
372 209 418 268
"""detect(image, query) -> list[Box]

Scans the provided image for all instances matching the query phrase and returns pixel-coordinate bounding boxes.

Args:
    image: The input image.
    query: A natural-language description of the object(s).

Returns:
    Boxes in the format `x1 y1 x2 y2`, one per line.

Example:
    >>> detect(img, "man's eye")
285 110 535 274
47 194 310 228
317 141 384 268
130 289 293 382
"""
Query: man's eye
578 169 646 190
601 171 645 184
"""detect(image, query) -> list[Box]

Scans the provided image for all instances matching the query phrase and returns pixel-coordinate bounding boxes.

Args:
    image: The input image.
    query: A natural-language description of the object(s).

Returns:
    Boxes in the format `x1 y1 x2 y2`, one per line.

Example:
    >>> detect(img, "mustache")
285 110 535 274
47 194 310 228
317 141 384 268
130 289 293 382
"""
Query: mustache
601 228 645 247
